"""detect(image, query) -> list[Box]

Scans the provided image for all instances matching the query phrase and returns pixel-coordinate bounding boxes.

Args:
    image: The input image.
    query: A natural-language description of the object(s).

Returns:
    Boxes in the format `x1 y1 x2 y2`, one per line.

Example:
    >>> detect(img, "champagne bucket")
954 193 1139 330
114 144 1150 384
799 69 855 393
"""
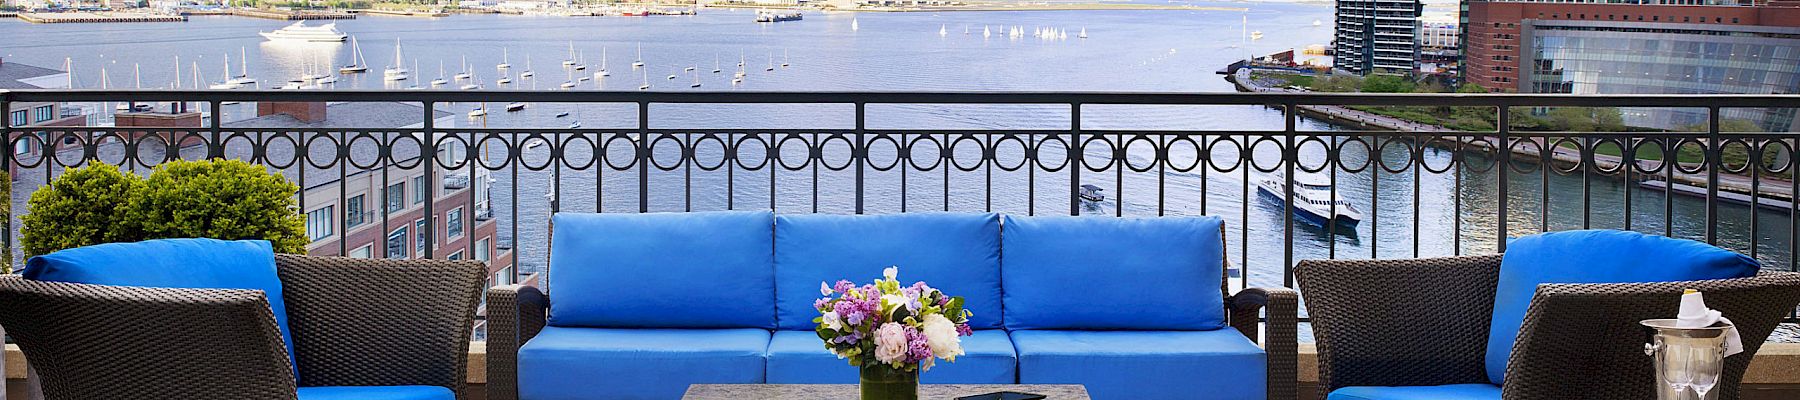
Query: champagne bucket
1642 319 1732 400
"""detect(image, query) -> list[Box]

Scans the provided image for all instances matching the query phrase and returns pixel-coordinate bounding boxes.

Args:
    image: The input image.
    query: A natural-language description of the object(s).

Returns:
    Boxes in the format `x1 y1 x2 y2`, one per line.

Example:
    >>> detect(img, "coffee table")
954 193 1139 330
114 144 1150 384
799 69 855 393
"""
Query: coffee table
682 384 1090 399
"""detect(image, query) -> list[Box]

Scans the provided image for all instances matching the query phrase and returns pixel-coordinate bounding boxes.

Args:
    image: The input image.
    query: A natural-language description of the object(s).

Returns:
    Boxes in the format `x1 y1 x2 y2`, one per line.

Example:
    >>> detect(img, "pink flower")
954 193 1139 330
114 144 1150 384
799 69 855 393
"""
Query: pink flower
874 323 909 365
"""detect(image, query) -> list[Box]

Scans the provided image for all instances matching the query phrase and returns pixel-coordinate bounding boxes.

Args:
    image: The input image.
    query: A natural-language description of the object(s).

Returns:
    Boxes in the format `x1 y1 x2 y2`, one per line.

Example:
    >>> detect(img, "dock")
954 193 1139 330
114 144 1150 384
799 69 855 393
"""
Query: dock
1640 180 1795 213
17 12 186 23
351 9 450 17
231 8 354 20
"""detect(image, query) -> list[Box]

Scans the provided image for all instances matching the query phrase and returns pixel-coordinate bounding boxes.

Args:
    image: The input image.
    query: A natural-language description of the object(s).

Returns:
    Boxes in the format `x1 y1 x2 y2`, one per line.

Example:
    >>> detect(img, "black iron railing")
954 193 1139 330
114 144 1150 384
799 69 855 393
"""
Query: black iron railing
3 90 1798 299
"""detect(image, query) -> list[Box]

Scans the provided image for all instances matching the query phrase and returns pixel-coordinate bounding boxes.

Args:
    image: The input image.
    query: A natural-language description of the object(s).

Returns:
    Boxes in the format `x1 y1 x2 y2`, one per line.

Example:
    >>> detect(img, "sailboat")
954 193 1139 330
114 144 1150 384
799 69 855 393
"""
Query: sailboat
1251 31 1264 40
713 54 722 73
632 44 645 68
563 42 578 66
573 50 587 71
734 54 747 78
1079 27 1088 39
505 101 526 112
1313 19 1322 27
384 41 410 81
431 61 450 86
454 55 472 80
211 54 242 89
497 48 512 70
781 49 789 67
341 37 369 73
497 71 513 85
765 52 774 71
228 47 256 86
521 55 535 78
689 71 701 88
638 69 650 90
851 18 859 31
407 59 423 90
597 48 610 76
983 25 990 38
469 105 487 118
667 68 678 80
939 24 947 37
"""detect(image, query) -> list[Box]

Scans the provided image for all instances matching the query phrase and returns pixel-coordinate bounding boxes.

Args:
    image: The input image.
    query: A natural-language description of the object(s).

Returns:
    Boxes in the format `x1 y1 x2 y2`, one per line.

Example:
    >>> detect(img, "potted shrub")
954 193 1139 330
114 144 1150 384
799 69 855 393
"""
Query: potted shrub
21 159 308 257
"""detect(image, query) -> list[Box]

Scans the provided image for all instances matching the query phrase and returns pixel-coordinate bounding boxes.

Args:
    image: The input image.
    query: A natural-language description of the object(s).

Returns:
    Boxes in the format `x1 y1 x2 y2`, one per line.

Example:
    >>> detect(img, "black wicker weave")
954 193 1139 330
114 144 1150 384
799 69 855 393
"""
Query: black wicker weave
0 255 486 400
1295 255 1800 400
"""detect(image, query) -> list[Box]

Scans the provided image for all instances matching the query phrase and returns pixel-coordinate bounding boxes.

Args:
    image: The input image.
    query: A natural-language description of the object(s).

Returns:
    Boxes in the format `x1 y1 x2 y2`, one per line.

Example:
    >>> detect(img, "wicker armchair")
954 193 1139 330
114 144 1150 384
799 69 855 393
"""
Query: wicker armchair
1295 255 1800 400
483 284 1301 400
0 255 487 400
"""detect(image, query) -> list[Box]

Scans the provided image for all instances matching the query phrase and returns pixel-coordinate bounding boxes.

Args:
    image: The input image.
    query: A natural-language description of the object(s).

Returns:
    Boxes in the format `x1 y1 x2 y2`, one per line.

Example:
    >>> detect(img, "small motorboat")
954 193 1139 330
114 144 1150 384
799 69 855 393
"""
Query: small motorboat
554 112 570 118
1078 184 1105 202
505 102 527 112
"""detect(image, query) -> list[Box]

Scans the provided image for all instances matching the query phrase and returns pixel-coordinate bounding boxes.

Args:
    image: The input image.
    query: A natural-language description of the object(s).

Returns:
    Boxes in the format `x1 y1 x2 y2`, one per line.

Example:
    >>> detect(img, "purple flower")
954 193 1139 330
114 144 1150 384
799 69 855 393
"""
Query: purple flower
905 327 933 363
955 323 973 337
814 298 830 311
834 280 856 295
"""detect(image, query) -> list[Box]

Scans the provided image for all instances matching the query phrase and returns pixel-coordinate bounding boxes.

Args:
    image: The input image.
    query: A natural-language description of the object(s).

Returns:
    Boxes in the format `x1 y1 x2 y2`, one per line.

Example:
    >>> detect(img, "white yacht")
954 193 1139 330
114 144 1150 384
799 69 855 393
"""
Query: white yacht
497 48 512 70
259 22 348 42
505 102 527 112
340 37 369 73
1254 172 1363 227
384 41 411 81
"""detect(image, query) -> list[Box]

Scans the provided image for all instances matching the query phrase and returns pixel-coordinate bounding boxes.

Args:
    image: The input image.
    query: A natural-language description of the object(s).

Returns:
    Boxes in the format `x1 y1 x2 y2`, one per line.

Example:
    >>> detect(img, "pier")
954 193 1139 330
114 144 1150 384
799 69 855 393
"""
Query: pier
17 12 186 23
351 9 450 17
230 9 354 20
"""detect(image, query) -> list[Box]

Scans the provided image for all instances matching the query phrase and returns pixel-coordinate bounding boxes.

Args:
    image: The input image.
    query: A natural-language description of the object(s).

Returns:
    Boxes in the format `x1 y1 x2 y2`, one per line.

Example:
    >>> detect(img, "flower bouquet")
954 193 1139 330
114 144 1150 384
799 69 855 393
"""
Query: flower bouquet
816 267 974 400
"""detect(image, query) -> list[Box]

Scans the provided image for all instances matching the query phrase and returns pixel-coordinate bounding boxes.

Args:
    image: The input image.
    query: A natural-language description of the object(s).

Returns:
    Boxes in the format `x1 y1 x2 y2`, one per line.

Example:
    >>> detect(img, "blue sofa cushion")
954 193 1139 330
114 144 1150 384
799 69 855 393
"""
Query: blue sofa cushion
1000 215 1228 331
296 386 454 400
22 238 296 377
548 211 776 329
518 326 770 400
1326 384 1501 400
774 213 1002 330
1013 329 1265 400
766 329 1015 384
1486 230 1759 384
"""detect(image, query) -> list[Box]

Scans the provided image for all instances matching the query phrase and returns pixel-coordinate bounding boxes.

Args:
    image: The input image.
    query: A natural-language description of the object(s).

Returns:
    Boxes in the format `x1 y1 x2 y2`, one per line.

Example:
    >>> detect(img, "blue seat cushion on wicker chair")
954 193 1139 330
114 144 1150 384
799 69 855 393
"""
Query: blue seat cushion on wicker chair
765 329 1016 384
1000 215 1228 331
1486 229 1760 384
296 386 454 400
1326 384 1501 400
1012 329 1265 400
547 211 776 329
518 326 770 400
773 213 1003 330
22 238 297 377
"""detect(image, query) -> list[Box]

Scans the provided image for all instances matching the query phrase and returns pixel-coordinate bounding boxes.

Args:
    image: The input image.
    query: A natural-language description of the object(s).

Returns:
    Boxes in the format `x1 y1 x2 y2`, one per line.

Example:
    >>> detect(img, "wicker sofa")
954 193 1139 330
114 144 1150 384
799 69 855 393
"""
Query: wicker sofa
487 211 1297 400
0 254 487 400
1295 230 1800 400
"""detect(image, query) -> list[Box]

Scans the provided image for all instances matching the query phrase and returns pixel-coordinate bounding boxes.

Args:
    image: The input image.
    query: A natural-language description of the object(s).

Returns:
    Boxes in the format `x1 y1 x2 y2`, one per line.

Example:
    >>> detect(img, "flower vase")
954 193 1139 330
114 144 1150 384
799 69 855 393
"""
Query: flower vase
859 364 919 400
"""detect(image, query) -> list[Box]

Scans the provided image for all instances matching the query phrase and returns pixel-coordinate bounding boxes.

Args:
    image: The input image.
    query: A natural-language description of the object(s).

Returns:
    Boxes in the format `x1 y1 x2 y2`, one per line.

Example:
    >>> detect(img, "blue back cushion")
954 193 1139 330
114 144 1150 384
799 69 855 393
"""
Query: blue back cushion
22 239 296 376
548 211 776 329
1001 215 1228 331
774 213 1003 330
1485 230 1759 384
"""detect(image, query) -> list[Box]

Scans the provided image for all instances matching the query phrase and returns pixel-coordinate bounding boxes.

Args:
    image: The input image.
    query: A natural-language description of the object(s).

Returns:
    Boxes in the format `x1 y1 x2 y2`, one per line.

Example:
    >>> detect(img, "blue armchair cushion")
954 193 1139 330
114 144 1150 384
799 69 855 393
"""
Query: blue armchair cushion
766 329 1016 384
547 211 776 329
1486 229 1760 383
22 238 296 377
1012 329 1265 400
1000 215 1228 331
1326 384 1501 400
296 386 454 400
518 326 770 400
773 213 1003 330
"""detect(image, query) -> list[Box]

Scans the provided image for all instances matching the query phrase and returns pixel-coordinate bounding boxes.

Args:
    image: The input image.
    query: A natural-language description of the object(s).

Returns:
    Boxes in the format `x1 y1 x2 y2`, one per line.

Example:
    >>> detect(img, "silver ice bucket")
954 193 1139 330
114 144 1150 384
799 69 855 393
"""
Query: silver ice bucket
1642 319 1733 400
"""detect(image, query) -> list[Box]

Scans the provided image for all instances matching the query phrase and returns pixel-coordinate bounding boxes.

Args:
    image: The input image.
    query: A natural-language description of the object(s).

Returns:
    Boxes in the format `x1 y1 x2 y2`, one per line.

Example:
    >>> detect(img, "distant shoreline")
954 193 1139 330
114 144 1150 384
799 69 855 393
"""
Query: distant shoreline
706 3 1250 12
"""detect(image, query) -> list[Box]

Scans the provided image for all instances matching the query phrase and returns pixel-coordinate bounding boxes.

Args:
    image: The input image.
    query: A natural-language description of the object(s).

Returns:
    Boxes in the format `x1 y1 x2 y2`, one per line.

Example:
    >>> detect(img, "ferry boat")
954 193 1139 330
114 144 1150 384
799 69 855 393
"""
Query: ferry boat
755 10 802 23
1255 172 1362 227
259 22 348 42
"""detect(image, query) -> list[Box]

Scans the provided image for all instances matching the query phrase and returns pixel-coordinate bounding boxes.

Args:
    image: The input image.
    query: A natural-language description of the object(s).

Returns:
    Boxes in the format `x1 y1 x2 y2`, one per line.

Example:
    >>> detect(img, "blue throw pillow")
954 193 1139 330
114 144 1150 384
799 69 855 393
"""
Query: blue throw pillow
1001 215 1229 331
1485 230 1759 384
22 238 296 377
547 211 777 329
773 213 1003 330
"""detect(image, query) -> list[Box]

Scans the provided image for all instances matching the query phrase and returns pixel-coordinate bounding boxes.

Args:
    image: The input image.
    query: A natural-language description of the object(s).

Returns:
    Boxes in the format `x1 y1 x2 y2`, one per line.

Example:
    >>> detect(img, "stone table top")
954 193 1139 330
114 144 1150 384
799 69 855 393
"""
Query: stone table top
682 384 1090 400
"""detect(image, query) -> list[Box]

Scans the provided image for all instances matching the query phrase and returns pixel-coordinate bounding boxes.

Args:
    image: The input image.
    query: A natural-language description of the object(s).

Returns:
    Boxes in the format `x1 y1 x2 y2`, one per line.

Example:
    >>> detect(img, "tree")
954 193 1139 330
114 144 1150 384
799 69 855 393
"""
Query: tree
1359 75 1414 93
21 162 143 258
1312 75 1361 93
128 159 309 254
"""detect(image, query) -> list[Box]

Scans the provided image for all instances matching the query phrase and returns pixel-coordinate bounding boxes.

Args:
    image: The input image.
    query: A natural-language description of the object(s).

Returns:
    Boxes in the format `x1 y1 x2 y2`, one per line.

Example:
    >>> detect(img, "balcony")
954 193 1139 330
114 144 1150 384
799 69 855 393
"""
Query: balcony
4 90 1800 399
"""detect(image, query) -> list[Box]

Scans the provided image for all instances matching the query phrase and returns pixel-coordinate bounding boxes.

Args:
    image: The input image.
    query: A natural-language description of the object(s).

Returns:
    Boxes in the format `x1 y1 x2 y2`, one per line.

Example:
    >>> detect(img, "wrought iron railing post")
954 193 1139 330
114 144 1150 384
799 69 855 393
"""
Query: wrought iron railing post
1706 106 1720 245
1497 105 1510 253
854 102 866 215
638 101 650 213
1069 102 1081 216
1282 101 1296 287
1 90 10 268
208 100 223 159
423 101 436 258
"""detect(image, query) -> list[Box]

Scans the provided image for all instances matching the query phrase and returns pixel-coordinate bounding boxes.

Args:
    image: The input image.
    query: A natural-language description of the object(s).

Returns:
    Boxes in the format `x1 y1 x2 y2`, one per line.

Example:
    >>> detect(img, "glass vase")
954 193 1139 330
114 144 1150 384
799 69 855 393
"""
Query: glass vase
859 364 919 400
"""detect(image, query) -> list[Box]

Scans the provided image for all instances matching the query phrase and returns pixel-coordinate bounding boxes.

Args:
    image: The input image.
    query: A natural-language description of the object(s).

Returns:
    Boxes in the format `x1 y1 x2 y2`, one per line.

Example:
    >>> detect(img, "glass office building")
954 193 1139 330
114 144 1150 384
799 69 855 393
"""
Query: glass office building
1524 20 1800 130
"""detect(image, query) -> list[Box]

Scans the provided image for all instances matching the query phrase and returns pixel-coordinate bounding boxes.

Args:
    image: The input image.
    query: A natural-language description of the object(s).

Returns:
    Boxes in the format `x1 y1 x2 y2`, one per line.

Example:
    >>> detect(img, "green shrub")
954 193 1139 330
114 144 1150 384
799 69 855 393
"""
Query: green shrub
20 159 309 258
21 162 144 258
128 159 309 254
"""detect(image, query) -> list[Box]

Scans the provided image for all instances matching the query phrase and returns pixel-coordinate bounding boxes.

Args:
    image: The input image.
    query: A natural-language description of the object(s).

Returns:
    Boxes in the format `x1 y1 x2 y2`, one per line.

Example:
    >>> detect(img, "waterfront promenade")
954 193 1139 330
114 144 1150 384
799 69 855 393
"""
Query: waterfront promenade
1230 68 1797 204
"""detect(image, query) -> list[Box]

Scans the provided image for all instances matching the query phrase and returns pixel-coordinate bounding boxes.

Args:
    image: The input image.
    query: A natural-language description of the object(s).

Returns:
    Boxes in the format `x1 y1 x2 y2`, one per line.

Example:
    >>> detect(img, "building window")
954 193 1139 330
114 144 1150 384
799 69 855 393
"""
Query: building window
412 175 427 205
446 207 464 239
387 226 409 259
496 266 514 286
32 106 53 123
476 238 491 262
306 206 334 241
7 110 24 127
351 245 372 259
415 217 430 254
346 194 366 228
449 250 464 261
386 182 405 213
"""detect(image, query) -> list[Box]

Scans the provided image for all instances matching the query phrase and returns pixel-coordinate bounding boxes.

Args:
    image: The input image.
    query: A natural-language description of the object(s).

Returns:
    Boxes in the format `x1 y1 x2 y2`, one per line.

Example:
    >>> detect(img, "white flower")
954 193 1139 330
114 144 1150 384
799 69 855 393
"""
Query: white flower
873 323 909 365
921 314 965 362
820 281 833 296
821 311 844 331
881 294 909 316
883 266 898 281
